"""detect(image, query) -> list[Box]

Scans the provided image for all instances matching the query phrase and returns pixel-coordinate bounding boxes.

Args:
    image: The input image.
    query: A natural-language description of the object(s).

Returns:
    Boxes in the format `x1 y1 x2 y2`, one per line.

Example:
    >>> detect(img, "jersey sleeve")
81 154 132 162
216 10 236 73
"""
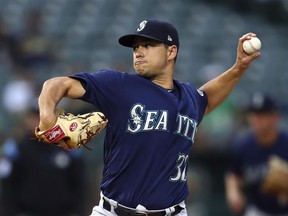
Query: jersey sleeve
68 69 124 112
195 88 208 125
182 82 208 126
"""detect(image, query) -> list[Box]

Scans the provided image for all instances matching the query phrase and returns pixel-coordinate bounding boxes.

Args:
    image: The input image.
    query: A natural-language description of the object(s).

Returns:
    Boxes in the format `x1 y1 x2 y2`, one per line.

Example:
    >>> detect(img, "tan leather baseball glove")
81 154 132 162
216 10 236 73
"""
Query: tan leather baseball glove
261 156 288 198
35 110 108 150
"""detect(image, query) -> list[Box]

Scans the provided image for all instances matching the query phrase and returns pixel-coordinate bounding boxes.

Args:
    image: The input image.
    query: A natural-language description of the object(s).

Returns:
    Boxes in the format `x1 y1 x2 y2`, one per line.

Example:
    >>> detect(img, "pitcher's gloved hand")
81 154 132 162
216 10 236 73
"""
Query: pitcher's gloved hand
35 110 108 150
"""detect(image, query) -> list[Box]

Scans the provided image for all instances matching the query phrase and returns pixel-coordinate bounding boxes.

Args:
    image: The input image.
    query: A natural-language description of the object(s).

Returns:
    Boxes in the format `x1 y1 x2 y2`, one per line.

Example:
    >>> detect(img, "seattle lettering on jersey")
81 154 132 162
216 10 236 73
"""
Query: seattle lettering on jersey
127 103 198 142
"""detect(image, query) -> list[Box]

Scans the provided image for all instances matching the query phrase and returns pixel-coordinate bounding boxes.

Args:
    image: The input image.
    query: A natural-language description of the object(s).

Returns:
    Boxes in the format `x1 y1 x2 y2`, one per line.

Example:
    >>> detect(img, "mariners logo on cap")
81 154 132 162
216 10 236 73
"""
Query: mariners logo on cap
137 20 147 32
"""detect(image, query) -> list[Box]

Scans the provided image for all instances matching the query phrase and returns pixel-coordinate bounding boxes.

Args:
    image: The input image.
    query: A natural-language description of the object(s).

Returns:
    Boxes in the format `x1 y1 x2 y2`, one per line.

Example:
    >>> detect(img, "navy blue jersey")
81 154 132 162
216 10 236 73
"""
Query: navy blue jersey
70 69 207 209
228 131 288 214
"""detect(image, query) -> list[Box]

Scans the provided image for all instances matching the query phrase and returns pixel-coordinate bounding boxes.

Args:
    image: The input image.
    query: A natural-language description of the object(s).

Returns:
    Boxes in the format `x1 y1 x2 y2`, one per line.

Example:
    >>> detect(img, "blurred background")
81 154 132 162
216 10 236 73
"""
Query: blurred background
0 0 287 215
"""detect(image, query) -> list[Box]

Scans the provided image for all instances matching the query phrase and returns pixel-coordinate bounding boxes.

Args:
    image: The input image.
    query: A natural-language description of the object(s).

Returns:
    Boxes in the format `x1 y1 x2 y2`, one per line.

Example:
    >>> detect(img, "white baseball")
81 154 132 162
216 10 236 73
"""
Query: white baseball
242 37 261 55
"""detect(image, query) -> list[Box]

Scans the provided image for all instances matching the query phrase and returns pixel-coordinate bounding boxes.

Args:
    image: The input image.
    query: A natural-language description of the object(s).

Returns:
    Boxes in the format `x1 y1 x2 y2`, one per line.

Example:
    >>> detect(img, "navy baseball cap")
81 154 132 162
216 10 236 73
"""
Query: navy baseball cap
119 19 179 50
248 93 279 113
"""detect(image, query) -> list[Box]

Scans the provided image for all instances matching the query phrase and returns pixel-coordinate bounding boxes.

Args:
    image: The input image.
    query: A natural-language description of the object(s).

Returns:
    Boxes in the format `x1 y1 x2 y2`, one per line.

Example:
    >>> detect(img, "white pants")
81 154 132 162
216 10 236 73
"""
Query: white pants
244 206 288 216
89 193 188 216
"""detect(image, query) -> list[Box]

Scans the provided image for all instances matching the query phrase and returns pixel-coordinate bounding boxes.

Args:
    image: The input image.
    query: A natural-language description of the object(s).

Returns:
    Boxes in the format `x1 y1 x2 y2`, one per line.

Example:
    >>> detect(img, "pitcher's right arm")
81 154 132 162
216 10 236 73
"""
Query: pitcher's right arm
38 77 85 131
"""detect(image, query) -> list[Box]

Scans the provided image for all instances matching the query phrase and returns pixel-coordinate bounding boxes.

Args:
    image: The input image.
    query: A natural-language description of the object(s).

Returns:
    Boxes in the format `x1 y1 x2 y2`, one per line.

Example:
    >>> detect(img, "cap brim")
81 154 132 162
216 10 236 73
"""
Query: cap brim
118 34 164 47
